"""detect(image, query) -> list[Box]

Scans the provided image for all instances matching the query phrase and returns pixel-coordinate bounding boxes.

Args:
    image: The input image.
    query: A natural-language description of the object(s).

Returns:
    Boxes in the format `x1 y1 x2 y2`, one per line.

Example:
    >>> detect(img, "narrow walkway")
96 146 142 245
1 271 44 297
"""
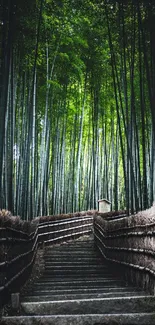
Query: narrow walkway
22 236 146 302
1 235 155 324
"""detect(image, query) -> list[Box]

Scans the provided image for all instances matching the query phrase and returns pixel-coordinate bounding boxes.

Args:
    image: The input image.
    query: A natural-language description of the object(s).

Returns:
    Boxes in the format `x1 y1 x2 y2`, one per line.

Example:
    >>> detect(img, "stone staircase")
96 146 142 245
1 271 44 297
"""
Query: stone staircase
1 235 155 324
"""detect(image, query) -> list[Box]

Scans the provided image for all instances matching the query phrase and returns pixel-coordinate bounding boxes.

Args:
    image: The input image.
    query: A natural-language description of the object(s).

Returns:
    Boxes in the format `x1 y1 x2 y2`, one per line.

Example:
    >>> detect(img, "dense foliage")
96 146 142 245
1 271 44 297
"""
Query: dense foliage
0 0 155 219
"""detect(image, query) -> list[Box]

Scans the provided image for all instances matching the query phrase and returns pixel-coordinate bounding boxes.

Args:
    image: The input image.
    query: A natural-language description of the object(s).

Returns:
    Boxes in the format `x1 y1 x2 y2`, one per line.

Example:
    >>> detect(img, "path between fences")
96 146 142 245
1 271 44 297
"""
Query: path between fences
1 233 155 325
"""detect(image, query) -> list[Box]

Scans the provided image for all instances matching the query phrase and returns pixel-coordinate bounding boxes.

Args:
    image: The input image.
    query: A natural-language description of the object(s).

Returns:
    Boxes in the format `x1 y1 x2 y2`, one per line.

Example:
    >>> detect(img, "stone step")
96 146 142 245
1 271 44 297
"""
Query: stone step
44 262 106 268
31 281 125 292
45 245 95 249
44 265 109 271
40 274 114 279
35 277 121 284
2 313 155 325
45 248 95 253
44 259 105 263
46 242 94 247
49 248 95 252
22 291 148 302
43 265 110 271
32 281 123 294
41 273 120 279
44 256 102 261
24 287 145 296
21 296 155 315
40 271 113 278
42 259 107 266
44 260 101 264
49 244 95 248
44 252 99 257
47 238 93 242
45 247 97 252
43 270 115 277
37 272 116 283
46 244 96 248
34 278 125 286
14 236 154 325
38 274 118 280
44 257 104 262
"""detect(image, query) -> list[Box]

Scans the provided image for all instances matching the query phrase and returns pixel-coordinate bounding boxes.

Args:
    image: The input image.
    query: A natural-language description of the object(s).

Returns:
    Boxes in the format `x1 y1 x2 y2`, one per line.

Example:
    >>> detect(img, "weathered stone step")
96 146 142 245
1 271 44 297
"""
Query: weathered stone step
12 235 154 325
40 273 113 279
44 257 104 262
35 277 121 284
32 286 124 293
44 256 105 261
45 253 100 257
44 264 107 270
31 281 125 292
48 248 95 252
44 260 105 265
2 313 155 325
38 276 118 282
44 252 98 257
21 296 155 315
44 261 107 266
44 265 109 271
45 247 96 250
24 286 145 296
46 241 94 247
45 244 95 249
32 283 125 292
31 282 141 291
43 270 114 276
40 271 112 278
49 239 94 243
41 273 118 279
44 256 101 261
46 242 95 247
45 246 97 251
46 245 95 248
34 278 124 286
22 291 148 302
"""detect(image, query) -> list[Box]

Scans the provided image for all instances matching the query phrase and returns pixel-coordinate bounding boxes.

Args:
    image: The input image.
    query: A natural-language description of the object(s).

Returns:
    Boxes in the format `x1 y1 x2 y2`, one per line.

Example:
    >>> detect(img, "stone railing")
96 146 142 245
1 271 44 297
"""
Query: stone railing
0 214 93 307
94 210 155 294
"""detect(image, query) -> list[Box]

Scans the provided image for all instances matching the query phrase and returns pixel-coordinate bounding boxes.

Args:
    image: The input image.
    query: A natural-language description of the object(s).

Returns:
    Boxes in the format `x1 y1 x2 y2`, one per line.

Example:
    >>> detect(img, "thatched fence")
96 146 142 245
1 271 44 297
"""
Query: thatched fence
0 211 94 307
1 204 155 307
94 204 155 294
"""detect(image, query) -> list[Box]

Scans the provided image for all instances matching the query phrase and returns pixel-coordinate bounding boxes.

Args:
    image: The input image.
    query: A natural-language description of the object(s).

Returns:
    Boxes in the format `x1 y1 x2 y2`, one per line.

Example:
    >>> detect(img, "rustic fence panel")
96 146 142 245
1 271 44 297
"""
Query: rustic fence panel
0 214 93 307
94 215 155 294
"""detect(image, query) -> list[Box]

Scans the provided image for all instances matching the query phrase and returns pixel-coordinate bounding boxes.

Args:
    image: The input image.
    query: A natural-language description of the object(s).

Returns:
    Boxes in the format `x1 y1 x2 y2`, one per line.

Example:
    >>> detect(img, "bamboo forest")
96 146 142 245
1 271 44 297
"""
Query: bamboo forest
0 0 155 220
